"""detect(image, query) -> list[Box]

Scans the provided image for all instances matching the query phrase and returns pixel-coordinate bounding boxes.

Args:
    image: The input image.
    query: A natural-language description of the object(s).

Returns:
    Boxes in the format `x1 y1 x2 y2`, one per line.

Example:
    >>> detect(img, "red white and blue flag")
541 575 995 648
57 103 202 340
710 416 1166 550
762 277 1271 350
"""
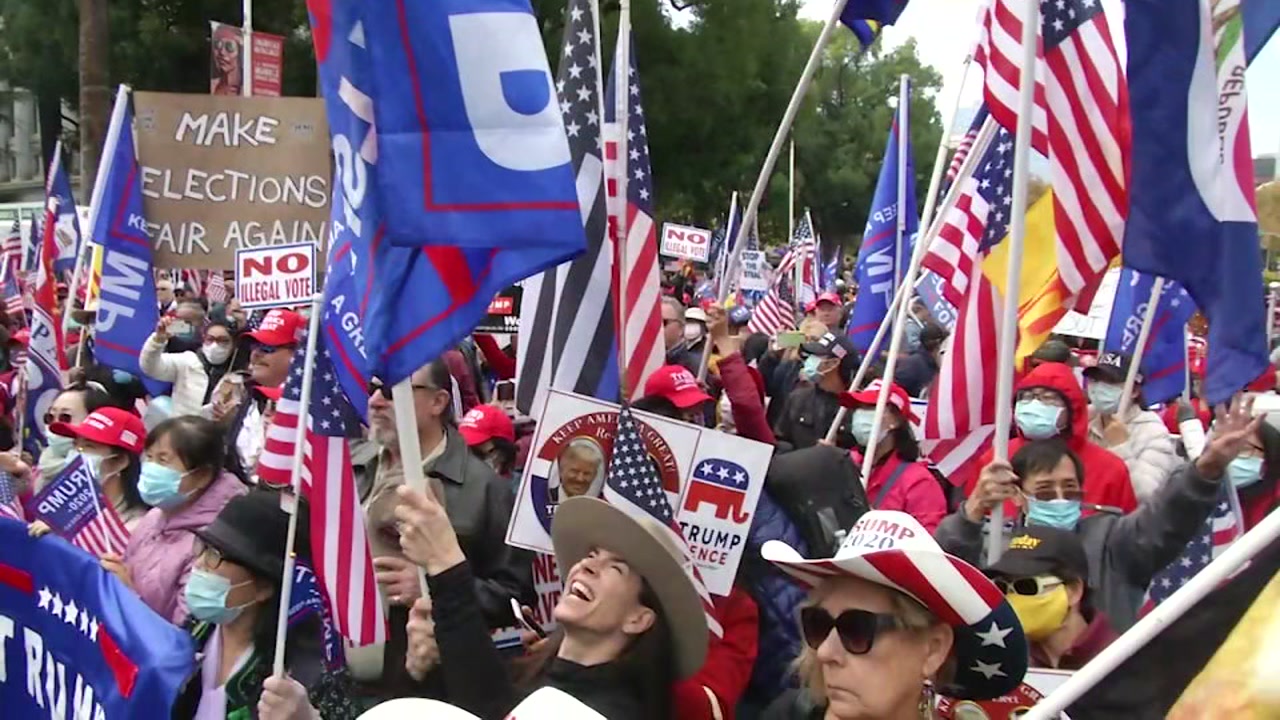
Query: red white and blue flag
45 142 84 279
0 471 23 521
1140 482 1242 614
31 456 130 558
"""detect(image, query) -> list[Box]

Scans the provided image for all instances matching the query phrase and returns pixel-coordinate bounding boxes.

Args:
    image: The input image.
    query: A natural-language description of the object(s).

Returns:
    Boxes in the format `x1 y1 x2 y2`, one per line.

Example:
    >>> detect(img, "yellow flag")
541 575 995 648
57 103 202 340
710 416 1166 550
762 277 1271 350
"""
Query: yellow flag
86 244 104 304
980 192 1068 366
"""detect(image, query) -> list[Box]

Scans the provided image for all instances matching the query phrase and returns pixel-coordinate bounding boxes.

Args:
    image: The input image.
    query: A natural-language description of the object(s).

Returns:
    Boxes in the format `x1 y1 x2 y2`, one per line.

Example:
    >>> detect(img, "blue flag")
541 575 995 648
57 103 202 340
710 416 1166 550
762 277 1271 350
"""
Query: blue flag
45 146 83 279
91 92 168 398
1104 270 1197 404
313 0 586 385
1124 0 1269 405
1243 0 1280 63
0 519 194 717
288 561 345 671
841 0 908 28
847 95 917 354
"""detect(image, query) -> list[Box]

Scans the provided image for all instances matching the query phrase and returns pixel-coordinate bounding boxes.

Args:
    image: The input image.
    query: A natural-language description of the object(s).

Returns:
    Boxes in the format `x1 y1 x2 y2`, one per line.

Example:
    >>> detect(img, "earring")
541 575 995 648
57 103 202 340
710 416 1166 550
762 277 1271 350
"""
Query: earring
918 679 936 719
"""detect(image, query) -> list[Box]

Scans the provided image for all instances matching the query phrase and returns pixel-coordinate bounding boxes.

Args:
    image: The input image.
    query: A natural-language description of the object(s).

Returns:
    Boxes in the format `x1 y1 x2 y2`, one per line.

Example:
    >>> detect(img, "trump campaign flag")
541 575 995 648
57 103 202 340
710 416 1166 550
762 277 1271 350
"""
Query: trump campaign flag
30 456 130 558
351 0 586 385
847 91 917 355
91 88 168 398
1124 0 1269 405
1103 270 1197 404
0 519 194 717
45 143 83 279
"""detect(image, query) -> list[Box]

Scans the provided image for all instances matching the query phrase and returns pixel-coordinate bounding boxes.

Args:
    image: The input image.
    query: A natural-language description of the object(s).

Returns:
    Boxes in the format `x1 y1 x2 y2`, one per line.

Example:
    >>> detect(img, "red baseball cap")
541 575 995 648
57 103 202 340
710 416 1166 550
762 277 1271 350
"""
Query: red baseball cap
804 291 842 313
643 365 713 409
50 407 146 454
458 404 515 446
247 309 304 347
839 379 919 423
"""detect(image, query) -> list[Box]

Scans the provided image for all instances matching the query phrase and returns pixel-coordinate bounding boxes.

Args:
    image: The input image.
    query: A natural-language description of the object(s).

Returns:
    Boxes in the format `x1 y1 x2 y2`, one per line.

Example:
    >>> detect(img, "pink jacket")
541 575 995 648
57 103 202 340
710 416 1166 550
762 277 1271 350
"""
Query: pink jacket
852 452 947 533
123 470 247 624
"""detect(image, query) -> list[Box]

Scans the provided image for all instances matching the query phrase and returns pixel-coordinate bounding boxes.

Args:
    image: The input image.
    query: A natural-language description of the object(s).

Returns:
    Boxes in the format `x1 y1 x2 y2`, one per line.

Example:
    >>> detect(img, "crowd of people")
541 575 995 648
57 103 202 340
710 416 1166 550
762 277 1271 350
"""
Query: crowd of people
0 261 1275 720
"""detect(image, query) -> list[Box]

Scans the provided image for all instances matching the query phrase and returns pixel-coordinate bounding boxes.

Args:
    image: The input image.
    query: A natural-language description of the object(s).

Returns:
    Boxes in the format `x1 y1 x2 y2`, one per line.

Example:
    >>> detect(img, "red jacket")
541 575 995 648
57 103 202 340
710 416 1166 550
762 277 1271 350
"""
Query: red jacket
1240 476 1280 531
441 348 480 414
853 451 947 533
963 362 1139 515
672 587 759 720
717 352 774 445
474 334 516 380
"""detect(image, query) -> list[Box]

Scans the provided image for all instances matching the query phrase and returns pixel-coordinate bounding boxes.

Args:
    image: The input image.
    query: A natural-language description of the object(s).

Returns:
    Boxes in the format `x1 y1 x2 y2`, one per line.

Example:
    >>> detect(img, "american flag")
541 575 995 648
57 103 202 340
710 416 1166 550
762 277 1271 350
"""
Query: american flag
32 459 129 557
603 405 722 637
179 269 205 298
976 0 1127 310
0 219 21 281
746 213 817 337
1139 483 1242 614
920 117 1006 443
258 340 388 646
945 107 990 189
516 0 618 416
605 28 663 401
205 270 229 304
2 262 24 320
0 471 23 521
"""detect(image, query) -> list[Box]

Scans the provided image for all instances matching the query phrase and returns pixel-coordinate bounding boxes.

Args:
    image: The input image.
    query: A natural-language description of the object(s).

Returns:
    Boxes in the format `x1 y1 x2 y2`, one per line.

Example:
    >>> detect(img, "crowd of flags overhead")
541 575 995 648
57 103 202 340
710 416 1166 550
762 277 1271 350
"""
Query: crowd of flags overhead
746 213 818 338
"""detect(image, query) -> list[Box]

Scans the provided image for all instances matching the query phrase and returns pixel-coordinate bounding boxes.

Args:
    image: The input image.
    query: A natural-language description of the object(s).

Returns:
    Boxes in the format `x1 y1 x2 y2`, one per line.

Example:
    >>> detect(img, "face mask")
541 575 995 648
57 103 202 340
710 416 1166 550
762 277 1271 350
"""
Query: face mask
1006 583 1070 641
138 461 194 508
184 568 254 624
683 323 704 342
1015 400 1063 440
1087 383 1123 415
1025 497 1082 531
203 343 232 365
76 452 105 481
1226 456 1264 489
46 434 74 456
850 409 888 449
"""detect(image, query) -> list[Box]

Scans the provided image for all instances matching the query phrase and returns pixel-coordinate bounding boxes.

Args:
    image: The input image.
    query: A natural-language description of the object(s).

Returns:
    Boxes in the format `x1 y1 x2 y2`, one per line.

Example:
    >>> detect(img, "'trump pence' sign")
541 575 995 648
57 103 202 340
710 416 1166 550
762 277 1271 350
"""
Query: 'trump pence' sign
236 243 317 309
660 223 712 262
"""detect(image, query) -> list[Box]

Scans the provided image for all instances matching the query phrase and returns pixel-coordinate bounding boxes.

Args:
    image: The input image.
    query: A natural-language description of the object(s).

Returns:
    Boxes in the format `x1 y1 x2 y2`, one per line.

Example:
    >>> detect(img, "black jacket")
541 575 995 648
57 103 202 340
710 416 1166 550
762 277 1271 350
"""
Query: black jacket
666 340 701 375
895 349 939 398
774 384 856 451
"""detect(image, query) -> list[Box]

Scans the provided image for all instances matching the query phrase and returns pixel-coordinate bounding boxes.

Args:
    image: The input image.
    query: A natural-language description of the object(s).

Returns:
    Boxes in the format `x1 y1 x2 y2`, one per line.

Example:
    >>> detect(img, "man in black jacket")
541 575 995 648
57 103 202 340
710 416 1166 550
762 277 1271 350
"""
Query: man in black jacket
774 332 860 451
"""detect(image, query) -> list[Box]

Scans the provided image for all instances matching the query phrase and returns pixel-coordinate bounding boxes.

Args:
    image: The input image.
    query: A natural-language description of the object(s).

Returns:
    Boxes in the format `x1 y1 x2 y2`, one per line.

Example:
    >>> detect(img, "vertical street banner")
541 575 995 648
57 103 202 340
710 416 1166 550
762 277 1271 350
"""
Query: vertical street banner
210 21 286 97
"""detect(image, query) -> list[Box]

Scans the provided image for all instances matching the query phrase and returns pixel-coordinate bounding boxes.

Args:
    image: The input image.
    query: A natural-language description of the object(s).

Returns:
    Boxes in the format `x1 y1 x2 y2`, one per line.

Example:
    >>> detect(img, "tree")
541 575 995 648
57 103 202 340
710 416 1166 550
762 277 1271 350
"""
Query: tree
80 0 109 194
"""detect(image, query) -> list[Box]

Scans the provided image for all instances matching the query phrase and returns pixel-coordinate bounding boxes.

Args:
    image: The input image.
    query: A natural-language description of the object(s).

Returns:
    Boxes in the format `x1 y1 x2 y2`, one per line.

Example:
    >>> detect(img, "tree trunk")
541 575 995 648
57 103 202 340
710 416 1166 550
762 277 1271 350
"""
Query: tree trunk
78 0 109 197
36 91 63 180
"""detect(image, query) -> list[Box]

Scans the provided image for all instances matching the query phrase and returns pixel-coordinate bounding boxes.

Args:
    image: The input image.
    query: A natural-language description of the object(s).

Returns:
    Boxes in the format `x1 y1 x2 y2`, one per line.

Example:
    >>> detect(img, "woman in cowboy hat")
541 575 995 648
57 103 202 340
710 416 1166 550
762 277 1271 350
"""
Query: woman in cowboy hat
393 485 708 720
760 510 1029 720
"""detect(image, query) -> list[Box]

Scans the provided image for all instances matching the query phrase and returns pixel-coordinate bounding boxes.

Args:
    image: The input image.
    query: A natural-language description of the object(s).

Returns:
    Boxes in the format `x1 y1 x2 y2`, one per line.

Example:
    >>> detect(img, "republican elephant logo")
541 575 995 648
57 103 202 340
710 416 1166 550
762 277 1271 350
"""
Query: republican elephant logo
683 459 751 524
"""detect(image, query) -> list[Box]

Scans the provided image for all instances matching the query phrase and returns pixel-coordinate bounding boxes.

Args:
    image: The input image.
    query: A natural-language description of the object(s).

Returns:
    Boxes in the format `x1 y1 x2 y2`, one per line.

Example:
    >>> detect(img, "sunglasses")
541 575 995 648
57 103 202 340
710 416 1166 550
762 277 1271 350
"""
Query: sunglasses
251 342 294 355
995 576 1064 597
799 606 902 655
43 411 73 426
367 380 436 401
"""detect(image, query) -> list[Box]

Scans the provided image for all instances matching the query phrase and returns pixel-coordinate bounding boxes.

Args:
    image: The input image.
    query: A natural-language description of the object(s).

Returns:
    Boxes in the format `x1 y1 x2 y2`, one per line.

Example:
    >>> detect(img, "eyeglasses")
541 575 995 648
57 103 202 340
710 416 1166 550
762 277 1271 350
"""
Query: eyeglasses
1023 485 1084 502
205 335 233 346
44 411 73 426
1017 389 1065 405
251 342 295 355
367 379 436 400
995 575 1064 597
197 546 227 571
799 606 902 655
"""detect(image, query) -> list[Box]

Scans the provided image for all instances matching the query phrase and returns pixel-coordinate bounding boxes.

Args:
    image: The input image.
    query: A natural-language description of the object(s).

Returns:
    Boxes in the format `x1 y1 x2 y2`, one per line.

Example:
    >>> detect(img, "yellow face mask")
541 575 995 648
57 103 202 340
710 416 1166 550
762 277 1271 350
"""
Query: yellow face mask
1006 583 1069 641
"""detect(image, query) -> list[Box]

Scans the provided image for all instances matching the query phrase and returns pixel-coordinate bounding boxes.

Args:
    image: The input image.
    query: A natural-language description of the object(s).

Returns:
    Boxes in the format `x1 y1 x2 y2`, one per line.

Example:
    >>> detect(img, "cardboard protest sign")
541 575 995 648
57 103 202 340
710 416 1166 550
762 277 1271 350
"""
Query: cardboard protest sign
739 250 769 291
0 519 195 718
936 669 1074 719
474 286 523 334
236 243 317 309
660 223 712 262
133 91 330 270
506 390 773 596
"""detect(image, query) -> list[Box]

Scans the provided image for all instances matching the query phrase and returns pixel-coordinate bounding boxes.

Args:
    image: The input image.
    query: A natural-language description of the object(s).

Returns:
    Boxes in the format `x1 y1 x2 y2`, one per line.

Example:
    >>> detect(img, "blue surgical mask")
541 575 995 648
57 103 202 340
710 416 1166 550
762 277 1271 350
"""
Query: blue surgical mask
184 568 253 624
76 452 104 481
1226 456 1264 489
1087 383 1123 415
1025 498 1082 531
800 355 825 383
851 409 887 448
112 369 136 386
138 461 193 508
46 435 74 456
1015 400 1063 440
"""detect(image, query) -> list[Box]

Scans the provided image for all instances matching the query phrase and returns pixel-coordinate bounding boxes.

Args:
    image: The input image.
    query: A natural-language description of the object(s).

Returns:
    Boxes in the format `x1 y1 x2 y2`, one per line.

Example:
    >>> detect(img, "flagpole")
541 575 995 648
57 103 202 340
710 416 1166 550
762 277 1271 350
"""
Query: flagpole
788 138 795 243
1022 496 1280 719
1116 277 1164 419
65 86 127 339
823 116 999 444
1182 327 1192 404
718 190 739 293
242 0 254 97
615 0 632 397
271 291 324 678
987 0 1042 565
894 74 909 293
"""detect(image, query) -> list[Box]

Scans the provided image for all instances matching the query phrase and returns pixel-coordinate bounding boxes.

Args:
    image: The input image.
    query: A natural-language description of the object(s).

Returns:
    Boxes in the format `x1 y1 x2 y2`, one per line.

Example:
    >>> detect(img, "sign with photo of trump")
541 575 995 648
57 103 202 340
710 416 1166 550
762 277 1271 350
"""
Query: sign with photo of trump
506 390 773 595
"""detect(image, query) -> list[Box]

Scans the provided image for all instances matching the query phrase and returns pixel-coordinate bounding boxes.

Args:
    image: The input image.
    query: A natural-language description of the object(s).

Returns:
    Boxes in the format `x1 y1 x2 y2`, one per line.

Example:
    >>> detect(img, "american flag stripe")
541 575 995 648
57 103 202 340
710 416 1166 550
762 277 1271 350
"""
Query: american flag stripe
206 271 229 304
746 216 817 337
0 472 24 521
1139 483 1242 615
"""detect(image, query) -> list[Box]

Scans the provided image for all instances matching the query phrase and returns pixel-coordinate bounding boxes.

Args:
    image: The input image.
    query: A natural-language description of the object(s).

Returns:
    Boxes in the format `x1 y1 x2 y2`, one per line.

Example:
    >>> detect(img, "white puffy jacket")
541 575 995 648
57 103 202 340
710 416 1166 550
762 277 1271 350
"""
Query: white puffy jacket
1089 406 1180 504
138 332 210 417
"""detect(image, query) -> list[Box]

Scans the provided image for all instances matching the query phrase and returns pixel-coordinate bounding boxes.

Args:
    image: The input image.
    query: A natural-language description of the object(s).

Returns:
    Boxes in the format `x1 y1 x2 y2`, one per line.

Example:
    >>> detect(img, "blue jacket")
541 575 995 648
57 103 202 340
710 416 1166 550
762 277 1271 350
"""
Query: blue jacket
740 491 809 705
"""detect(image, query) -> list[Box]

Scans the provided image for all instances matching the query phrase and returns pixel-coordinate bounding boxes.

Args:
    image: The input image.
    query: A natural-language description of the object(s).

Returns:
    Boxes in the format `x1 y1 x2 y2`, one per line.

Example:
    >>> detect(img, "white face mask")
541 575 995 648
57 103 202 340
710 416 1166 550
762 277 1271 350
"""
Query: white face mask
203 342 232 365
684 323 705 342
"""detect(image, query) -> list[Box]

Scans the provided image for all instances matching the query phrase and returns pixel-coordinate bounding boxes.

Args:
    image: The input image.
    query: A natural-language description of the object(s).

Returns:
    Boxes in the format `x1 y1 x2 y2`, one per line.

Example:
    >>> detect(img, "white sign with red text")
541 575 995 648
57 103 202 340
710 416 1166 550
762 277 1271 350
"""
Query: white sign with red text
660 223 713 262
235 242 316 310
505 390 774 596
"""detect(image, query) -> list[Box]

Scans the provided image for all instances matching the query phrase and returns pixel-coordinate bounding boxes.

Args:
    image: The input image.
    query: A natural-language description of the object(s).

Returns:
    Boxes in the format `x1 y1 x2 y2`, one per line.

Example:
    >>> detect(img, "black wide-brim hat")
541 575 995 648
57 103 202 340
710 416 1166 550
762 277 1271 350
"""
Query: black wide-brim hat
195 489 306 583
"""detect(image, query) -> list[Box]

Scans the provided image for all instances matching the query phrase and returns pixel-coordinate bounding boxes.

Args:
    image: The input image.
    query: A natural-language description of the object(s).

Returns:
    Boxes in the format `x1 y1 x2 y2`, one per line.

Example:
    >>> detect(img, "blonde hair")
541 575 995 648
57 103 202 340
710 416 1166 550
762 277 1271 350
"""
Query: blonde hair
794 581 950 706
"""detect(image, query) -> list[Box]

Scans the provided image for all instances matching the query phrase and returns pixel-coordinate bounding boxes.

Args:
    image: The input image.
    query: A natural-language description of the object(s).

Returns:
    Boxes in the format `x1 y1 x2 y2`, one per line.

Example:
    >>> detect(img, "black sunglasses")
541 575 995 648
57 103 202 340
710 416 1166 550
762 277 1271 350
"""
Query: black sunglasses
251 341 293 355
995 576 1064 597
367 380 436 401
799 606 901 655
44 411 73 426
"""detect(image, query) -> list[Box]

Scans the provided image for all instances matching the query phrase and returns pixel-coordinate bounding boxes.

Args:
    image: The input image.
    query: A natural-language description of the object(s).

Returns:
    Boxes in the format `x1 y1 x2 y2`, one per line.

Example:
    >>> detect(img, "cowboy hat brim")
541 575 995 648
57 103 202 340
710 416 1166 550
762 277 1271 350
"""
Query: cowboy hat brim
552 497 709 679
761 539 1029 701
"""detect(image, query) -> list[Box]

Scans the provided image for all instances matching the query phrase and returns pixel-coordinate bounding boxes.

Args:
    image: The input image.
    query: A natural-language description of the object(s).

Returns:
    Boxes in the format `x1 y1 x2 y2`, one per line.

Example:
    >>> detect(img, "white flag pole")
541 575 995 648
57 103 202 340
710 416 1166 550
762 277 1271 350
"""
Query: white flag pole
271 291 324 677
986 0 1042 565
616 0 632 396
242 0 254 97
788 138 796 245
1022 501 1280 719
894 74 909 296
1116 277 1164 419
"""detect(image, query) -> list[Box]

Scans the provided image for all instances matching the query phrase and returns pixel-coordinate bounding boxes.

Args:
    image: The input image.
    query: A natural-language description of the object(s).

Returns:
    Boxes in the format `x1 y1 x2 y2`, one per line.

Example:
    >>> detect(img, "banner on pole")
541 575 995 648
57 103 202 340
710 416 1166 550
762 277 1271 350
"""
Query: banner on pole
235 243 317 310
133 92 330 270
660 223 713 262
739 250 769 292
210 21 286 97
474 286 523 334
1052 267 1121 341
506 390 773 596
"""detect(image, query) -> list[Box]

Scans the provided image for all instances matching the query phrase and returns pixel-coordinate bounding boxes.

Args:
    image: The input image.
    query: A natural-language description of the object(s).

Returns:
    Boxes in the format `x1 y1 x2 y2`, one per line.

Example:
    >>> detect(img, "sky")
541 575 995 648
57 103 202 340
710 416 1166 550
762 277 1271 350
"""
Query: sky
796 0 1280 158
